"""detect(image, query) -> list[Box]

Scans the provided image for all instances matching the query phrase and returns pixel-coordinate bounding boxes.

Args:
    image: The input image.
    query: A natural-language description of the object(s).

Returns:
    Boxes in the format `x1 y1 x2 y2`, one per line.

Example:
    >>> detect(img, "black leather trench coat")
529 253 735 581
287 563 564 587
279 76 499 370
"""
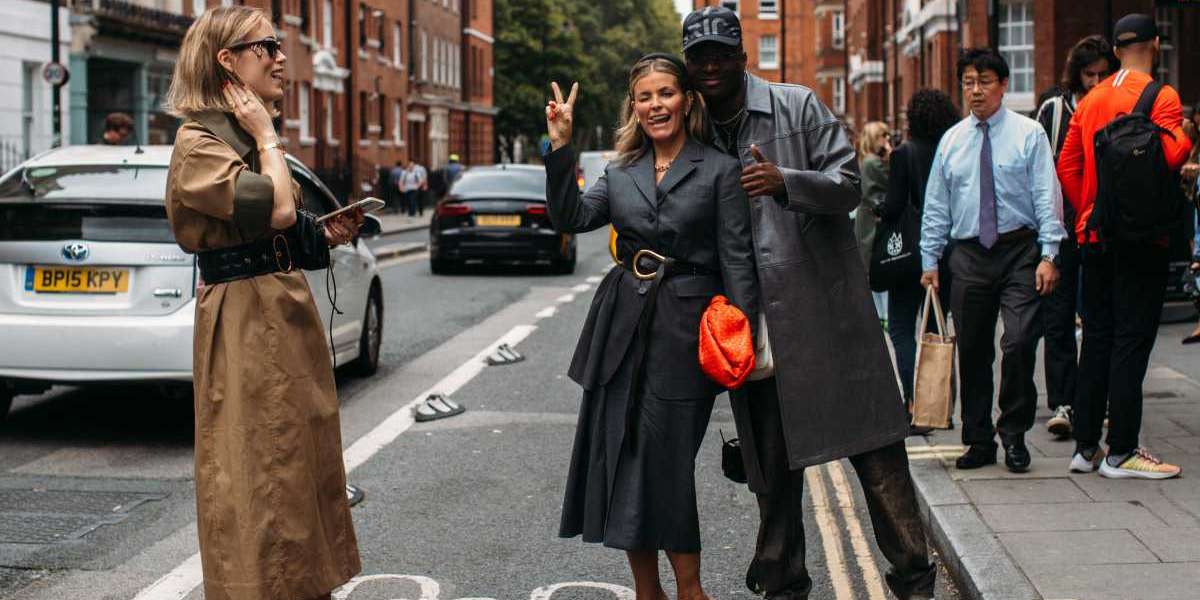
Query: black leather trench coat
723 75 909 490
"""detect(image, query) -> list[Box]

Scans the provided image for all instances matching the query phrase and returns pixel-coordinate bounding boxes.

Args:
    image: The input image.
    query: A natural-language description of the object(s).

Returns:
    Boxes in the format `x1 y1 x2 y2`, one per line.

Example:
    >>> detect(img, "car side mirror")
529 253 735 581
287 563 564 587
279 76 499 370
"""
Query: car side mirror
359 213 383 239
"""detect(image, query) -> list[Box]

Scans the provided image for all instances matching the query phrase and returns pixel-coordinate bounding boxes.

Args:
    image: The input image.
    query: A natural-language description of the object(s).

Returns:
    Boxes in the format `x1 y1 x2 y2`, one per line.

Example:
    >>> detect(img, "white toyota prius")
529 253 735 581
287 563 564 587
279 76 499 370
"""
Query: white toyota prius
0 145 385 420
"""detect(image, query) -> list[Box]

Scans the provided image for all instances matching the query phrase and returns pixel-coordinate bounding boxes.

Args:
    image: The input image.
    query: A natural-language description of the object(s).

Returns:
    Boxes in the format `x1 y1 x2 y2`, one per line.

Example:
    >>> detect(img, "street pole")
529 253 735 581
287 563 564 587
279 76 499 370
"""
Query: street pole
50 0 62 147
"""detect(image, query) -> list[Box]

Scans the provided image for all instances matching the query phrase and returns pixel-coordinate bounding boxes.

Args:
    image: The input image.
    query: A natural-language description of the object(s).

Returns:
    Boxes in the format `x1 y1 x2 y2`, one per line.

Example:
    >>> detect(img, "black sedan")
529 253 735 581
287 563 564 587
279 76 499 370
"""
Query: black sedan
429 164 576 274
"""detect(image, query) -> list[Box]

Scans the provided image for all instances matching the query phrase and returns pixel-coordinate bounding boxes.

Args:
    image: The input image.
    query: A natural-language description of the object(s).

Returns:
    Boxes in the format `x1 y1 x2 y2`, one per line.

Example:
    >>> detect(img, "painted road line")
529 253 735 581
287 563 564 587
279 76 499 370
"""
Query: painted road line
806 465 855 600
555 294 575 303
535 306 557 319
827 461 888 600
132 325 539 600
377 250 430 269
571 284 591 292
585 276 603 283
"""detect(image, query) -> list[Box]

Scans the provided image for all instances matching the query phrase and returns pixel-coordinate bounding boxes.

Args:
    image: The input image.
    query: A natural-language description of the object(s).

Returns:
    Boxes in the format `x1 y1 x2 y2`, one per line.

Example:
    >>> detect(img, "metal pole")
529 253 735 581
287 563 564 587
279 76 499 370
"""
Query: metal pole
50 0 62 147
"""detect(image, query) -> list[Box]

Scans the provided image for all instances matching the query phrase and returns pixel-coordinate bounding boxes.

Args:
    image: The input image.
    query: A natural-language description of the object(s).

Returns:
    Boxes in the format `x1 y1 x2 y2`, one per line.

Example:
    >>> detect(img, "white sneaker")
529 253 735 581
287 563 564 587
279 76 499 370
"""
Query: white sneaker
1047 406 1072 438
1069 446 1104 473
1098 448 1182 480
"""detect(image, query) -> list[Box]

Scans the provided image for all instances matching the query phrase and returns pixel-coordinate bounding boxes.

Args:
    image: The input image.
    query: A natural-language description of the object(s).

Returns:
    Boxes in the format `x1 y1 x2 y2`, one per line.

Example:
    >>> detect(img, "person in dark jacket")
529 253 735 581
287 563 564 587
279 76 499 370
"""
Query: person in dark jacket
544 54 758 600
682 7 934 600
878 90 961 413
1033 34 1115 438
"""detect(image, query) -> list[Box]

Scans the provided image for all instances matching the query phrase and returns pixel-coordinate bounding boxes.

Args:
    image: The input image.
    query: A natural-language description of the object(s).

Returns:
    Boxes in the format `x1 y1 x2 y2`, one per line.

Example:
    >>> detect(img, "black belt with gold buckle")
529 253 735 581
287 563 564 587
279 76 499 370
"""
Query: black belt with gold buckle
197 234 296 285
620 248 715 281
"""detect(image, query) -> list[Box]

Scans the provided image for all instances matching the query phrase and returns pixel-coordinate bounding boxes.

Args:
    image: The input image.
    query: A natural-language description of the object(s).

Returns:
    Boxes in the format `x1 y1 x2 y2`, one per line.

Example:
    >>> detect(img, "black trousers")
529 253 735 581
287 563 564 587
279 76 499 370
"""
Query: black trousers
742 378 929 598
947 234 1041 447
1074 242 1168 456
1040 236 1080 410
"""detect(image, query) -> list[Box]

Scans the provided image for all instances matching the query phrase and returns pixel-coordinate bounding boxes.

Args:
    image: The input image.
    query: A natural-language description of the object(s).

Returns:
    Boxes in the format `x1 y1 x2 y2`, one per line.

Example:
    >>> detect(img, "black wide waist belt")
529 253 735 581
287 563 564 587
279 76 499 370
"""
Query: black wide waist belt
618 248 716 281
197 234 295 285
958 227 1036 247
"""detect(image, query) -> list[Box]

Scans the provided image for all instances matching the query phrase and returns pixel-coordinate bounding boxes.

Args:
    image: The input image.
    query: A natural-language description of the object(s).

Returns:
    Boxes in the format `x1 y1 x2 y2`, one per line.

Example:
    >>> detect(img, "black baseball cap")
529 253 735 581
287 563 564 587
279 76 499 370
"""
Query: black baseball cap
682 6 742 52
1113 13 1167 48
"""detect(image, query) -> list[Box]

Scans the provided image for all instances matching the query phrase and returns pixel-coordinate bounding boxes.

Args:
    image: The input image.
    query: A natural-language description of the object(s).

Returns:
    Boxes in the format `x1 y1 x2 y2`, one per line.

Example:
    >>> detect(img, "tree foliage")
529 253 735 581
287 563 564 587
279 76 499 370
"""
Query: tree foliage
494 0 682 159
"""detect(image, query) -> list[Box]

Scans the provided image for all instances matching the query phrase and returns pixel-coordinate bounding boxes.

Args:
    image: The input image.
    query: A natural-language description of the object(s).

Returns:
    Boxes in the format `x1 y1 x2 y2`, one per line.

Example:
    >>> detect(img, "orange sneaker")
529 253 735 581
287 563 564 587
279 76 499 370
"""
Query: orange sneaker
1099 448 1182 480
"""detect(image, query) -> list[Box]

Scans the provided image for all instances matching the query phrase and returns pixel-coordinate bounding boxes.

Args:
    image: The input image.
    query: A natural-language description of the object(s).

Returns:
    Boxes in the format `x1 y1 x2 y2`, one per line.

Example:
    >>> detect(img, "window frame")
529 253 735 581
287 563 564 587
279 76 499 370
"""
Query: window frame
759 35 778 70
996 0 1035 110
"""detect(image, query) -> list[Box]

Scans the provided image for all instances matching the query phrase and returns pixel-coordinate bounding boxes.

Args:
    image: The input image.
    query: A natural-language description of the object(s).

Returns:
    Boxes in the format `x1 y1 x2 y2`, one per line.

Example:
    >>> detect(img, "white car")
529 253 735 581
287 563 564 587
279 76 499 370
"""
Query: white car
0 145 385 420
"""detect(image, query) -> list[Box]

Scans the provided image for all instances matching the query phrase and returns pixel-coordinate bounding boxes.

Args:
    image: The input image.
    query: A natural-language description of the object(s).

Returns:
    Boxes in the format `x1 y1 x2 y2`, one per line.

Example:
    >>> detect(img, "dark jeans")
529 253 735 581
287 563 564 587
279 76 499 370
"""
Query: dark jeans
947 233 1041 447
403 190 423 216
1040 236 1080 410
742 378 930 598
1074 242 1169 456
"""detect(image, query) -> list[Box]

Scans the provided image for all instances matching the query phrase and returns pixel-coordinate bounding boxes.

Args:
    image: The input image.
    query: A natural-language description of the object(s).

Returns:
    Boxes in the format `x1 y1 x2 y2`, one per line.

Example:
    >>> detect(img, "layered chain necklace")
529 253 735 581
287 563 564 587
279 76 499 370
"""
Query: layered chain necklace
713 106 747 150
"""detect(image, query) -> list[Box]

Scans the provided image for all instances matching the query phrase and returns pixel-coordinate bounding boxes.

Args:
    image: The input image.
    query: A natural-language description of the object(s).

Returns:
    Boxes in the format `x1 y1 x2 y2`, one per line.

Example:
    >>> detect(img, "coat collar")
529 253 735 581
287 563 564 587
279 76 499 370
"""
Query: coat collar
744 73 774 115
623 137 706 205
190 110 256 161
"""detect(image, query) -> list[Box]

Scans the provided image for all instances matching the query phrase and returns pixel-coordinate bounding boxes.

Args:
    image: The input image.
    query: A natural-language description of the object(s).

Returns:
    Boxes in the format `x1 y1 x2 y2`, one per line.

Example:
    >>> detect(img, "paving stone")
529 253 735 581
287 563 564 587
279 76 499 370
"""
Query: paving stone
961 478 1088 504
1072 471 1197 502
1131 527 1200 562
998 529 1157 568
1136 498 1200 528
979 501 1167 532
1163 436 1200 454
1025 562 1200 600
1026 436 1076 458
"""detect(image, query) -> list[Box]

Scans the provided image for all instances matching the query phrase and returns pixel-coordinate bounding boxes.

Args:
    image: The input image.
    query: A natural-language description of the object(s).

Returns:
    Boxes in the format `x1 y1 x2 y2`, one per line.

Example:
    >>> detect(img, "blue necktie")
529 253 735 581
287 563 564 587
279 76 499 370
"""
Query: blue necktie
978 121 998 249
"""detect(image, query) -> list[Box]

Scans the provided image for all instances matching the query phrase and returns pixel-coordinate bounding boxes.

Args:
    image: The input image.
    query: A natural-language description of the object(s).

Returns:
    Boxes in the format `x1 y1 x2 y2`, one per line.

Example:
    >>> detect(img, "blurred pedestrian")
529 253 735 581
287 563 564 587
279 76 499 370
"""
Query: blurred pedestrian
101 112 134 145
398 158 428 217
920 48 1066 474
446 153 464 184
1033 34 1116 439
545 54 758 600
878 89 960 415
854 121 891 270
683 7 936 600
1057 14 1193 479
162 7 361 599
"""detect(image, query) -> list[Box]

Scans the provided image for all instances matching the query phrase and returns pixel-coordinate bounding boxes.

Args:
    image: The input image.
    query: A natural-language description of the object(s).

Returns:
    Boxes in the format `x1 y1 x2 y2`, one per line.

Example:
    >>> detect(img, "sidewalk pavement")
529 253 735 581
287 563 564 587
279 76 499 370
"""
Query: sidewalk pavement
906 319 1200 600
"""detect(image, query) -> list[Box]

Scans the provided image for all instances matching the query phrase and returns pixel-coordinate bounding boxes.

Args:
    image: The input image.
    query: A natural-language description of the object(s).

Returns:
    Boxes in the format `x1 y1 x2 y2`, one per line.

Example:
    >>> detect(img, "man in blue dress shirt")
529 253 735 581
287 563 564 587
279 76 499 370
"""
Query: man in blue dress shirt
919 48 1067 473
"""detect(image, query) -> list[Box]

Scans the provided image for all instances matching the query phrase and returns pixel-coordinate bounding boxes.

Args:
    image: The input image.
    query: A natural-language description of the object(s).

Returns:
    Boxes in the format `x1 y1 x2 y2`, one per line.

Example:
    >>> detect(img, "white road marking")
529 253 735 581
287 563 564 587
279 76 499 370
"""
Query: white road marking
131 325 538 600
535 306 557 319
377 250 431 268
585 276 603 283
555 293 575 303
330 574 634 600
827 461 888 600
806 465 855 600
571 283 591 292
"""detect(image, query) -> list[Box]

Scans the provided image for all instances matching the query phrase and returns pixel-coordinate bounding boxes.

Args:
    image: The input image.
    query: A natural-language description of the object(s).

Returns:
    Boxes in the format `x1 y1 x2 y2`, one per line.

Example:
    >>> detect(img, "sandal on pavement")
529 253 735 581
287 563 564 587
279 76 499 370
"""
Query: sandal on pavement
414 394 466 422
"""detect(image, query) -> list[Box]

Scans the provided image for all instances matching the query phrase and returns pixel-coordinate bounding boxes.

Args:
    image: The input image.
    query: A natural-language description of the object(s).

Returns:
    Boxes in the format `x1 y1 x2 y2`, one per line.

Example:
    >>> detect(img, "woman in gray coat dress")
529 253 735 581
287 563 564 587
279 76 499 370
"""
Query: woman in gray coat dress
544 55 758 600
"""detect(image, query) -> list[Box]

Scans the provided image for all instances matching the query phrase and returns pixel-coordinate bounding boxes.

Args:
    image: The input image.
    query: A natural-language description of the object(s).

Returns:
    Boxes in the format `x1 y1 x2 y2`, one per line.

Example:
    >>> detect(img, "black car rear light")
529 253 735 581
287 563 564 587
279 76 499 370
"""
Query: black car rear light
526 204 547 216
438 203 472 217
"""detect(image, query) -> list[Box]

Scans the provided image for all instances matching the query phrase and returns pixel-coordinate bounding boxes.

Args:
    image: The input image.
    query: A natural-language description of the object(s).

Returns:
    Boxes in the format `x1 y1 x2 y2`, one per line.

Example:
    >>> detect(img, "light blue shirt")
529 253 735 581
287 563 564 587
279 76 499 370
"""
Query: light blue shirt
920 108 1066 270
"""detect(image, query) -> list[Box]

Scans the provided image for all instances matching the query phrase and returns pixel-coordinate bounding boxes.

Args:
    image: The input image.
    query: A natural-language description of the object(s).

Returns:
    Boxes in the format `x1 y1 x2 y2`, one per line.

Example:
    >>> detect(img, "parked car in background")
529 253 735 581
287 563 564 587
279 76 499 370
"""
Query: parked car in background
0 145 385 422
428 164 576 274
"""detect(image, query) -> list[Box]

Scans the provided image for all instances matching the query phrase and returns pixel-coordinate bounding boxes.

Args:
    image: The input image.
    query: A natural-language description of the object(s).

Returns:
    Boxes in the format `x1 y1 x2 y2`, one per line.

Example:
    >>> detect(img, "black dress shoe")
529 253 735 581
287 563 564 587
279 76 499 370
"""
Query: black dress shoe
1003 436 1032 473
955 444 997 469
886 564 937 600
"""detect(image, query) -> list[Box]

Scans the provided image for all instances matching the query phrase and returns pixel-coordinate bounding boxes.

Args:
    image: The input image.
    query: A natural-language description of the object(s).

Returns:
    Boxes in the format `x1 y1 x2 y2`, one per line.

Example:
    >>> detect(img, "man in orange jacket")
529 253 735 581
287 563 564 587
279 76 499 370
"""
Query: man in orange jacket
1057 13 1192 480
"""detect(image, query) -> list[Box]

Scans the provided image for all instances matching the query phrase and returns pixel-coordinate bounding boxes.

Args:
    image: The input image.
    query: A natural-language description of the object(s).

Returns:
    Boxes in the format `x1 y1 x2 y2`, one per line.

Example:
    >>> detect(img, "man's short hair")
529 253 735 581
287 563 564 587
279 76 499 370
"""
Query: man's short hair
104 112 133 132
957 48 1009 82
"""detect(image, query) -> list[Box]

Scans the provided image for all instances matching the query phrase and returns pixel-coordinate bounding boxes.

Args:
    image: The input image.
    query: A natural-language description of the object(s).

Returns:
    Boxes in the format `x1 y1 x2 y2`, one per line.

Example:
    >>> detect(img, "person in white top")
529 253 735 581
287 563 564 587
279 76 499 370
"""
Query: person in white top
398 158 428 217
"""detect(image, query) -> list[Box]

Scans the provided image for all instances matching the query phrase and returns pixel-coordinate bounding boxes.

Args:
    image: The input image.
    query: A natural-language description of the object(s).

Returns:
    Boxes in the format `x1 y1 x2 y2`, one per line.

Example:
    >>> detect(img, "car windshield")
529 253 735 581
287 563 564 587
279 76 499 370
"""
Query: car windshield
0 166 174 243
449 169 545 198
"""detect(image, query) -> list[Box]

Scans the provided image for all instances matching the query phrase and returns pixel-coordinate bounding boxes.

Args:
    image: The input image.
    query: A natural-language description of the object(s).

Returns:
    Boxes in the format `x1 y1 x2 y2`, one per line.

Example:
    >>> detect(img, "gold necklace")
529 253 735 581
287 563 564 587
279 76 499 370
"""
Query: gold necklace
654 161 672 173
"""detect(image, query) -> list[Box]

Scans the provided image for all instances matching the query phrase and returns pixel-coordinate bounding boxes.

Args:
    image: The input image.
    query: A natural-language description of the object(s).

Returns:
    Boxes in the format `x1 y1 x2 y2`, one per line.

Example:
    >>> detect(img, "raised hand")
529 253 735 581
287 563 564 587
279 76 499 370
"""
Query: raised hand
545 81 579 152
741 144 786 198
222 82 277 144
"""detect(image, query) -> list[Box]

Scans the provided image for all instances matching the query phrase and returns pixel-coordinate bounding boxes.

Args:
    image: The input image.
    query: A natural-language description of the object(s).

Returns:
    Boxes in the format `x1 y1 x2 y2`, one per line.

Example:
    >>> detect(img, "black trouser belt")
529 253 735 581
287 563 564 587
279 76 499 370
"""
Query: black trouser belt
197 234 295 285
958 227 1036 247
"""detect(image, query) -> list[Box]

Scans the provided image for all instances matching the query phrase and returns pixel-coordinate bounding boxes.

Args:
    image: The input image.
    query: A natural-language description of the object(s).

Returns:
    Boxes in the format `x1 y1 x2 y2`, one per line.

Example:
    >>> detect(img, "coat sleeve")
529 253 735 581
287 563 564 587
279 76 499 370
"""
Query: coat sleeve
716 159 761 340
543 145 611 233
878 145 910 223
171 132 275 234
860 156 888 215
776 94 862 215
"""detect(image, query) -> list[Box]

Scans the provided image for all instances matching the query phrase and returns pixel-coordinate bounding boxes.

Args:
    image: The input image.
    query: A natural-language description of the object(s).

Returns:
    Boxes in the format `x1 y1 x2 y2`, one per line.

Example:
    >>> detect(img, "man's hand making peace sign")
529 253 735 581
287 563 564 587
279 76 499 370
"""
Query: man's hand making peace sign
545 81 579 152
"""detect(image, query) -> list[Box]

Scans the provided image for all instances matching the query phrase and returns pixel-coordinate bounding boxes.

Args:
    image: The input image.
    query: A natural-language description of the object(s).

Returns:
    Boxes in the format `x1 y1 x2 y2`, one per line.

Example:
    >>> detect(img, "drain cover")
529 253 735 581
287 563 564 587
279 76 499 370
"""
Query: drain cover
0 489 166 545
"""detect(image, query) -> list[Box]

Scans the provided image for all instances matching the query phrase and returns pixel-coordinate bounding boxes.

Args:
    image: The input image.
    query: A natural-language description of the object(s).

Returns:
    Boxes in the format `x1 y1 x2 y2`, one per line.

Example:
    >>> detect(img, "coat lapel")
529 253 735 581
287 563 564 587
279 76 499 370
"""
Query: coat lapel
623 150 657 208
656 139 702 199
191 110 256 164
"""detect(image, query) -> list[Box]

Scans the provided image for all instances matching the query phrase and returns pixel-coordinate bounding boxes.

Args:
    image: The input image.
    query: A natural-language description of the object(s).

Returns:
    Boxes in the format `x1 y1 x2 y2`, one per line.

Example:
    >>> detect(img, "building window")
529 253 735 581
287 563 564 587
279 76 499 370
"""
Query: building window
1155 8 1178 87
193 0 206 15
300 0 311 34
997 0 1034 95
759 35 778 70
323 0 333 48
394 100 403 144
421 30 428 80
325 92 334 141
831 10 845 49
720 0 738 14
393 21 402 65
271 0 281 24
379 94 387 138
759 0 776 18
299 83 311 139
376 9 385 53
833 77 845 113
360 91 369 138
358 4 367 48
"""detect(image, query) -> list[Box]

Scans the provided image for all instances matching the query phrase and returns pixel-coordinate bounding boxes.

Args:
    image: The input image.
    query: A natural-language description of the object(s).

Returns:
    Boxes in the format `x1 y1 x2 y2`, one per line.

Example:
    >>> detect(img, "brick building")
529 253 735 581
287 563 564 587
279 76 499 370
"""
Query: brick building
461 0 496 168
695 0 1198 136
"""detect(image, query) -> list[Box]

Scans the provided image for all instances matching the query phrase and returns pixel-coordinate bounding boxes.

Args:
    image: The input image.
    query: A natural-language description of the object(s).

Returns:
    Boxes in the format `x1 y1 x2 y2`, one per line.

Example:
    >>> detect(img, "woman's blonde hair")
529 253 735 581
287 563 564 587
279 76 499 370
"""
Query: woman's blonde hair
614 57 708 166
164 6 272 118
857 121 891 162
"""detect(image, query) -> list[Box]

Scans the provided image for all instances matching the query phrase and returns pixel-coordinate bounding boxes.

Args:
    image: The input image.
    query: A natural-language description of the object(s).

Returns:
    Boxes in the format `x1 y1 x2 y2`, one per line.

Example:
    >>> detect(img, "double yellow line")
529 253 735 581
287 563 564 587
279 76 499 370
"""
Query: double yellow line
805 461 889 600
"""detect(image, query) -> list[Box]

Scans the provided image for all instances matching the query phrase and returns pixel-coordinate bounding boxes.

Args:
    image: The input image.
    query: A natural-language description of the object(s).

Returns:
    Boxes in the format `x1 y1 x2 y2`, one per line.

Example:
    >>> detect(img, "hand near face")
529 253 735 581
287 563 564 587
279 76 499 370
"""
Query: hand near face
324 208 364 247
221 82 277 144
545 81 579 152
741 144 786 198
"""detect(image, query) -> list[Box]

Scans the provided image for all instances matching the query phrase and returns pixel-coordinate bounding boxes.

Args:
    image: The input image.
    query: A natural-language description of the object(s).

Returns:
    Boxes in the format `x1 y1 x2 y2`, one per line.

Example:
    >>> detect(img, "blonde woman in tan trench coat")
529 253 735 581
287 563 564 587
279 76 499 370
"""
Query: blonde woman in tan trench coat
163 7 361 600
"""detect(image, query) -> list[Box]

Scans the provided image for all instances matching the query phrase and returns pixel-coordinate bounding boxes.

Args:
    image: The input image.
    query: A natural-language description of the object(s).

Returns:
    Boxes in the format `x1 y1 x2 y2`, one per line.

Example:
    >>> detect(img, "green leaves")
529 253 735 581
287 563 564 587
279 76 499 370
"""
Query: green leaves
494 0 682 158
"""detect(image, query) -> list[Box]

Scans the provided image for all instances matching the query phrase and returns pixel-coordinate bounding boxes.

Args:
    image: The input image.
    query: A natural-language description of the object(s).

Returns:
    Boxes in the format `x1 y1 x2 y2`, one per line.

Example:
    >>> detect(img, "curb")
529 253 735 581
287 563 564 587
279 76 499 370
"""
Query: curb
372 241 427 261
905 437 1041 600
378 222 429 235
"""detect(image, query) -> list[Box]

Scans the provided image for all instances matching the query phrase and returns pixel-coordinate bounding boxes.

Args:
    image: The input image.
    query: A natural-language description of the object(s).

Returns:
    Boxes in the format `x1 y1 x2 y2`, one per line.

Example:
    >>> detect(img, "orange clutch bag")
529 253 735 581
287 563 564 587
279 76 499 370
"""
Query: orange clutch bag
698 295 756 389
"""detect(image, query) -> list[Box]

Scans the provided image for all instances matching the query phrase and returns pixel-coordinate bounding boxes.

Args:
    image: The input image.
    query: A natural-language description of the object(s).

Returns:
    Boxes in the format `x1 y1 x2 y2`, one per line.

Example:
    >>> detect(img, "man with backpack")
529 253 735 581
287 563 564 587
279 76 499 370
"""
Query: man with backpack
1057 14 1193 479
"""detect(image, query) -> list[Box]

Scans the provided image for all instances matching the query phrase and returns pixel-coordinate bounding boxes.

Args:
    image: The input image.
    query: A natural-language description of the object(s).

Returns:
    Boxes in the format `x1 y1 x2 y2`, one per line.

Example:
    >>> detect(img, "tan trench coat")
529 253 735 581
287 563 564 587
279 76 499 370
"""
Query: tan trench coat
165 111 360 600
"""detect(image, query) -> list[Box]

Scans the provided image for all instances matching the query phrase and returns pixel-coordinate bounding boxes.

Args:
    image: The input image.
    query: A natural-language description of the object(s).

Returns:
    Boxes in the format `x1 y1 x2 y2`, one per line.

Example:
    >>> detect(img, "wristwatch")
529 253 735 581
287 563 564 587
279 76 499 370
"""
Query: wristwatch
1041 254 1057 264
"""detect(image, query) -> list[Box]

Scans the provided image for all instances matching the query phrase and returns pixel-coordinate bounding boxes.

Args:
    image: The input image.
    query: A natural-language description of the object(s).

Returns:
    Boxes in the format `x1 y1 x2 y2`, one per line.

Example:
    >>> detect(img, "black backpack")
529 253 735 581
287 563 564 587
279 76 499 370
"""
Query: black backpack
1089 80 1184 242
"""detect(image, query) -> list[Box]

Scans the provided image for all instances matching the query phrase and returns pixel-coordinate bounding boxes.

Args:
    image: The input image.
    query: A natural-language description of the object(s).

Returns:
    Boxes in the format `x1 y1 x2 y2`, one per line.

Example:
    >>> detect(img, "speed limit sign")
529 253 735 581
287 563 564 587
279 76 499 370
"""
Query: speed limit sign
42 62 69 87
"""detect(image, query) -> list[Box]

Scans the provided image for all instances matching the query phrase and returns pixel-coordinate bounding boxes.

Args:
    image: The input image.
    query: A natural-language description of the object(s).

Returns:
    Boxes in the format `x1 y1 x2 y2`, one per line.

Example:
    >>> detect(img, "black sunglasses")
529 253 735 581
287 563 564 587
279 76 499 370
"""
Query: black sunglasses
228 37 281 60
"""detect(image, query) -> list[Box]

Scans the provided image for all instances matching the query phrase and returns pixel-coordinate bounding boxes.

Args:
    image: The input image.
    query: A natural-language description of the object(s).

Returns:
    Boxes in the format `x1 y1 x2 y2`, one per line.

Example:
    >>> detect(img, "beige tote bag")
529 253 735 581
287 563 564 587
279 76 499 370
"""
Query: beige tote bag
911 286 955 429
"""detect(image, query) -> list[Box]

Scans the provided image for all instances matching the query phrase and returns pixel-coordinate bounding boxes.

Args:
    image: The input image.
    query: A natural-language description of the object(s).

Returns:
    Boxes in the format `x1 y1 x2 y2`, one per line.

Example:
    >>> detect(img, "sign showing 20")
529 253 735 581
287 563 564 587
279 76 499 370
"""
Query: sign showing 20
333 575 635 600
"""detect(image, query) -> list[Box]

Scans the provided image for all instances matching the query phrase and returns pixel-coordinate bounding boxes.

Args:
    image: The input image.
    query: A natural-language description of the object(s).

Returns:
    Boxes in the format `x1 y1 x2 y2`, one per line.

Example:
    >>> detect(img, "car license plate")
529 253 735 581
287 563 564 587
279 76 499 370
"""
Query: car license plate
25 266 130 294
475 214 521 227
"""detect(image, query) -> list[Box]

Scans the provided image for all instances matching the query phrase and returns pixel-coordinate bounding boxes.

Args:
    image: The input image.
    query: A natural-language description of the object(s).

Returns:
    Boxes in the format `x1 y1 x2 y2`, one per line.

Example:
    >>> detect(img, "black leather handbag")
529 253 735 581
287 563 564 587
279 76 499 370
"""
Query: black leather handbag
720 430 748 484
288 209 331 271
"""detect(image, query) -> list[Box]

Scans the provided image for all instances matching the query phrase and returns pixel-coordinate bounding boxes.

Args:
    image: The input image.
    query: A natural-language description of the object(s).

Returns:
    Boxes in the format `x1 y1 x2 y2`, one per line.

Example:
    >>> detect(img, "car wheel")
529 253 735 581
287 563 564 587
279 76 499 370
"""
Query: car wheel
350 286 383 377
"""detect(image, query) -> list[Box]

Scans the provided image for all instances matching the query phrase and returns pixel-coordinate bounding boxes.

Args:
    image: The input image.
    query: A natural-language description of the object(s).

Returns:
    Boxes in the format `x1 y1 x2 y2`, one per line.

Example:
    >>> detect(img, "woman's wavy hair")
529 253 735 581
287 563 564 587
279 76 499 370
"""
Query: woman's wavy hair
164 6 272 118
1061 35 1116 97
905 89 960 145
614 55 708 166
857 121 890 163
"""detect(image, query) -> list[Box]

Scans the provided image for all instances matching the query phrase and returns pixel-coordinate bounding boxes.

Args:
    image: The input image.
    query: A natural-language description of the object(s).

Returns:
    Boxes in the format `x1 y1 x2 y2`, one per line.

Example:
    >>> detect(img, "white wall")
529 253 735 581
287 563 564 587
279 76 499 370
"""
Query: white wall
0 0 72 160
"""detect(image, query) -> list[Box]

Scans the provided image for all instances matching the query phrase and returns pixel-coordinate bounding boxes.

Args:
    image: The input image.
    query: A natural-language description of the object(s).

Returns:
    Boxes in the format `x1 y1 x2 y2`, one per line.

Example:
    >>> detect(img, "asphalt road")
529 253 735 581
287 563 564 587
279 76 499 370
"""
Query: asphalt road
0 229 960 600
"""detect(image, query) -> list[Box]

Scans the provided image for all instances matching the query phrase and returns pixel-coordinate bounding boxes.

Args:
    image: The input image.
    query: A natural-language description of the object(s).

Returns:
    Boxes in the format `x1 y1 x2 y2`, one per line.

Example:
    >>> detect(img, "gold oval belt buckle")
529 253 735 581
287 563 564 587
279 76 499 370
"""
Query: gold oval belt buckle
272 234 294 273
632 249 666 281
